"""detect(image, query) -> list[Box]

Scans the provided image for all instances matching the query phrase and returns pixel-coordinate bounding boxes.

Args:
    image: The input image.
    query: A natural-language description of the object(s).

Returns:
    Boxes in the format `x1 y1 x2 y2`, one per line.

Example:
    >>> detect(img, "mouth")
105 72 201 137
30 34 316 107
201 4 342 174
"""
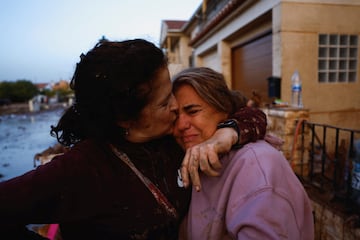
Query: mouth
182 134 198 144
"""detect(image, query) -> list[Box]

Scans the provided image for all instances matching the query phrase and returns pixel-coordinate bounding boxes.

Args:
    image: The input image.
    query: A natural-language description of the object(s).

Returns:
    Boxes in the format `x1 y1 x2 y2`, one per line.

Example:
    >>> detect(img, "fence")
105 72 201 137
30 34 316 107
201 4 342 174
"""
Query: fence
295 120 360 218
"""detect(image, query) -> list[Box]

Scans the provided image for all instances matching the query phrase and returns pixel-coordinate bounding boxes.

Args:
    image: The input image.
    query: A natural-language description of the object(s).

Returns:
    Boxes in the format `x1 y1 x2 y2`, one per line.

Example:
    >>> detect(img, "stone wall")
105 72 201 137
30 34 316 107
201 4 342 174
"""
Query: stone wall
262 107 310 175
312 200 360 240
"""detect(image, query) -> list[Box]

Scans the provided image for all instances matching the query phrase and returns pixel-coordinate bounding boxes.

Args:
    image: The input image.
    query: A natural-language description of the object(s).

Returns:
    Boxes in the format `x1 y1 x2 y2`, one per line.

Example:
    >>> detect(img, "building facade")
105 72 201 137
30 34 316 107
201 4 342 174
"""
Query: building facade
160 0 360 130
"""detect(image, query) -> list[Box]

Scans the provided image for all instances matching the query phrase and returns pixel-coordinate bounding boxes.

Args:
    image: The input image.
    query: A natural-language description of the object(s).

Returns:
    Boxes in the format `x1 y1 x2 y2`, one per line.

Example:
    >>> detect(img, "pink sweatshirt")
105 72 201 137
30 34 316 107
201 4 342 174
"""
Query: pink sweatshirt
180 140 314 240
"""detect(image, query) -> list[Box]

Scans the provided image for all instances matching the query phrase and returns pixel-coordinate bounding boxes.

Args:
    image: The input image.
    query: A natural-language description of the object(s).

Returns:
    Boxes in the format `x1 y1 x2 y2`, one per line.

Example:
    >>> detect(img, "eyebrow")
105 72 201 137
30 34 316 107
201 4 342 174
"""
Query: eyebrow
182 104 201 111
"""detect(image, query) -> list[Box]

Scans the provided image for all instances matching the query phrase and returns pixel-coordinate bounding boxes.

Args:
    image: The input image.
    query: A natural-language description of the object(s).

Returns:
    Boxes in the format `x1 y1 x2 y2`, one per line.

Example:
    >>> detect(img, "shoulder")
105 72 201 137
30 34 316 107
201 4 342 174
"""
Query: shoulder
229 140 282 164
233 140 284 164
229 140 306 196
224 140 292 188
49 139 110 174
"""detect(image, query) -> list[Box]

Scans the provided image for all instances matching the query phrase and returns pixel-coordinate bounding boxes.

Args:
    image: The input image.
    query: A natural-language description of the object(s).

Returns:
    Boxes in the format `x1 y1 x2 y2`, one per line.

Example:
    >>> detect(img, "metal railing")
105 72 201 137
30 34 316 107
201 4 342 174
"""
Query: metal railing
295 120 360 216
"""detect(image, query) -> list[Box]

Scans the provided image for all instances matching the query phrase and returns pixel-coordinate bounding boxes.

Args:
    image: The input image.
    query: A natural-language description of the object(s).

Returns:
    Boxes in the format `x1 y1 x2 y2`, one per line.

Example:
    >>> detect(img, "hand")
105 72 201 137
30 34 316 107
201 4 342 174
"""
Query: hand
180 141 222 191
180 128 237 191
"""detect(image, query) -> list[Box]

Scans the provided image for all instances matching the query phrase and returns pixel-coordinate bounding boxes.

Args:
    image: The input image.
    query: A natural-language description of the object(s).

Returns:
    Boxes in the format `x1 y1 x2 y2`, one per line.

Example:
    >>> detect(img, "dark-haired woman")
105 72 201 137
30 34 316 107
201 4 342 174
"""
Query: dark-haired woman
0 39 266 239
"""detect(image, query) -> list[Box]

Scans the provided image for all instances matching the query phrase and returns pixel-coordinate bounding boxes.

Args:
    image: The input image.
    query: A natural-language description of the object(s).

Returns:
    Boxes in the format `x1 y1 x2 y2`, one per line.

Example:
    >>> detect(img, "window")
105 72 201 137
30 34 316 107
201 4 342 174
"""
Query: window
318 34 358 83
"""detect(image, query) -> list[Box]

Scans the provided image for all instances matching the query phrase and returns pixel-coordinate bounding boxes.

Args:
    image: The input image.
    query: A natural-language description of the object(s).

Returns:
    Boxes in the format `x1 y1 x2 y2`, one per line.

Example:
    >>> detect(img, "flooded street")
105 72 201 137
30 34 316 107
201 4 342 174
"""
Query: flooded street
0 109 64 181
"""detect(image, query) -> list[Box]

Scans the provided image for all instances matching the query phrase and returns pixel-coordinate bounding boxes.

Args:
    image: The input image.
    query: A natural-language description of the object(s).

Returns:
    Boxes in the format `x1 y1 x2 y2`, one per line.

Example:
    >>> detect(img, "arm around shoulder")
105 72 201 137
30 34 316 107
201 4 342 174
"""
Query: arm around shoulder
230 106 267 145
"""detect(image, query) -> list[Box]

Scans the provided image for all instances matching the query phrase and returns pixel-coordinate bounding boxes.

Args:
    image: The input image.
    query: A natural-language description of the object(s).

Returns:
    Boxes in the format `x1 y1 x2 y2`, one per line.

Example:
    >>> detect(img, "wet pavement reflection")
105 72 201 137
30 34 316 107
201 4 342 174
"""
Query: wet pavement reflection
0 109 63 181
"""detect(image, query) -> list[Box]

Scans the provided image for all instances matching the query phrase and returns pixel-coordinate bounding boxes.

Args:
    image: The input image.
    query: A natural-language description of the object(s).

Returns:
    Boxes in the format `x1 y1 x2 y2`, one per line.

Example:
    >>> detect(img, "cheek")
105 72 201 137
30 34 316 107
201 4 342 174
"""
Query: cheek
201 112 227 139
198 116 224 140
191 118 216 141
161 108 176 122
201 125 218 140
145 106 170 123
154 109 175 132
138 108 161 130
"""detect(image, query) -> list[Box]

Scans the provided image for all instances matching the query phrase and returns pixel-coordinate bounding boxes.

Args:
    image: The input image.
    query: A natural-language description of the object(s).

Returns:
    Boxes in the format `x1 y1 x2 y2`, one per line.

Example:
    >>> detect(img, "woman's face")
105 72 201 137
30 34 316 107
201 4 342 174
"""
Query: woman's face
173 84 228 149
125 67 178 142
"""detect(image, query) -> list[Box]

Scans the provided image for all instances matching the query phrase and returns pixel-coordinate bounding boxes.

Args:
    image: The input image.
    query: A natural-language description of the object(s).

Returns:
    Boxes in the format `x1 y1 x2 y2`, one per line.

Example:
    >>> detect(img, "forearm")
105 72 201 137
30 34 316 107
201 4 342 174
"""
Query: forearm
211 127 238 154
230 106 267 145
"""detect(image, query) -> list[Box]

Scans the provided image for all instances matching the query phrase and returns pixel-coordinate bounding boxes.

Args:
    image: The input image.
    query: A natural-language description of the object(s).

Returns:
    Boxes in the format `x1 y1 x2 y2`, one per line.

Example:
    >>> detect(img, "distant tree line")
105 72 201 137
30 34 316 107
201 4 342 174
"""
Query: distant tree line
0 80 74 104
0 80 38 103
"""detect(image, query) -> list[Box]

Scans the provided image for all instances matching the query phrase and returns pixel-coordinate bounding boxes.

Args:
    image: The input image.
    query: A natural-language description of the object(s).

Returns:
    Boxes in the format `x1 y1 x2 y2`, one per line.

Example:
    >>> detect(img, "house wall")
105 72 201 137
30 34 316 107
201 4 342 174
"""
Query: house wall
191 0 360 130
178 36 192 69
167 42 183 77
164 0 360 130
200 48 221 72
167 35 192 77
192 0 275 87
276 1 360 129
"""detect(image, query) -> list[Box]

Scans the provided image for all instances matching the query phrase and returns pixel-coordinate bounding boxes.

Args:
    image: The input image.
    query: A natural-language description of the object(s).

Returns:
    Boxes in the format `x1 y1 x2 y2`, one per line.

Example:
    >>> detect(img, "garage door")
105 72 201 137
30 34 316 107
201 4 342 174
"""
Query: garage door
232 33 272 104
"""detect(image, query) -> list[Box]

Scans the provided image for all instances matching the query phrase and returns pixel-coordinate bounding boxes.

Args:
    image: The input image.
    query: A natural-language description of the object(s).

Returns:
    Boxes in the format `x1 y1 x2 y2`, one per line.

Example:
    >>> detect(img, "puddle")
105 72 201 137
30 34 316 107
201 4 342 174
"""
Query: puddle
0 109 64 181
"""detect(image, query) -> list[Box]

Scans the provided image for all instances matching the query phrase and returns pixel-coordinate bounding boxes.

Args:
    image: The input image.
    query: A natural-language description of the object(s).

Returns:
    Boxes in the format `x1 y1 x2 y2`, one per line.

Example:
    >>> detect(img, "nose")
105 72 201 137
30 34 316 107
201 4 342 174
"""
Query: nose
175 112 191 131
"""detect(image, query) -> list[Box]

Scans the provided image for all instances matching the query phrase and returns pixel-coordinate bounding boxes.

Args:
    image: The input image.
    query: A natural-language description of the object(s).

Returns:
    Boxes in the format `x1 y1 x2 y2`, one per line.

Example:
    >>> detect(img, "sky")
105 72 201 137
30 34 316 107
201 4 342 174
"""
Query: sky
0 0 202 83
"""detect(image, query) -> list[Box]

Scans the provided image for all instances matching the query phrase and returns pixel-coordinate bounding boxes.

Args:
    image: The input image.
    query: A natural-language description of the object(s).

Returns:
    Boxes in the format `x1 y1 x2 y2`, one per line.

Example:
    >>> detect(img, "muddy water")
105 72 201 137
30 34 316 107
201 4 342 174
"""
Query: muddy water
0 109 64 181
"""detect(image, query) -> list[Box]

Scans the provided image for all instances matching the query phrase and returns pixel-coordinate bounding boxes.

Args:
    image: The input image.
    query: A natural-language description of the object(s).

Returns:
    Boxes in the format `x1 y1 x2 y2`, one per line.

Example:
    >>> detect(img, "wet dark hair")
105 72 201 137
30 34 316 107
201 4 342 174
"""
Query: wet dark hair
172 67 247 115
51 39 167 146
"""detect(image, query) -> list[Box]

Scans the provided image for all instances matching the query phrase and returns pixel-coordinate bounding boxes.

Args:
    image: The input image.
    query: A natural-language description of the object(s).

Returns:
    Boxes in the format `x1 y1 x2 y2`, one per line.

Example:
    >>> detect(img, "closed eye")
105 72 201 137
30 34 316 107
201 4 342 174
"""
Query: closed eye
161 101 169 107
159 93 172 108
187 109 201 115
183 104 202 115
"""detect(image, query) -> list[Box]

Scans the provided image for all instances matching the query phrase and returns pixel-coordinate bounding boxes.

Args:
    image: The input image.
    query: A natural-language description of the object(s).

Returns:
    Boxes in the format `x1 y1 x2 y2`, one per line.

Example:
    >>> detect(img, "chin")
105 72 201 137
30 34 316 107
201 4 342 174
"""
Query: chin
184 142 196 149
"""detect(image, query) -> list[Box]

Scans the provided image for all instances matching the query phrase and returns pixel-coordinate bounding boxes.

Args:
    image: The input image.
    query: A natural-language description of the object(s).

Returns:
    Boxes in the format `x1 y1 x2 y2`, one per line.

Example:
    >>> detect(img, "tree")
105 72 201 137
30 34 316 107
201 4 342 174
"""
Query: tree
0 81 13 99
0 80 39 102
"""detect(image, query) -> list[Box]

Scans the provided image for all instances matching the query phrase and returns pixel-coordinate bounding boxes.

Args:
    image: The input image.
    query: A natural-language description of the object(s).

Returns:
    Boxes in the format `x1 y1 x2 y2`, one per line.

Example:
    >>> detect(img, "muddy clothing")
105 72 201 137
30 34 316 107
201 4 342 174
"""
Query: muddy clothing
0 107 267 239
180 141 314 240
0 137 189 239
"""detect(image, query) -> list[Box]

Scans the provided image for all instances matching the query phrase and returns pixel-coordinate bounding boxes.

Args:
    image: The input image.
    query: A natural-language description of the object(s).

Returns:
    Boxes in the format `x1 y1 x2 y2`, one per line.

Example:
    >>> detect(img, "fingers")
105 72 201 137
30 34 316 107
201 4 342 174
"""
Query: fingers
180 147 202 191
198 146 222 174
180 144 223 192
187 147 201 192
180 150 191 188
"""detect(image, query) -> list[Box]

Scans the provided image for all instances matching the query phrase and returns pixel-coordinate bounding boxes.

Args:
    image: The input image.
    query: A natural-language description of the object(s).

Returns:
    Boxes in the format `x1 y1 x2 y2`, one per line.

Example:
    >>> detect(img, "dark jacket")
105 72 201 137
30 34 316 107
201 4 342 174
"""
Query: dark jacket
0 106 267 239
0 136 190 239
